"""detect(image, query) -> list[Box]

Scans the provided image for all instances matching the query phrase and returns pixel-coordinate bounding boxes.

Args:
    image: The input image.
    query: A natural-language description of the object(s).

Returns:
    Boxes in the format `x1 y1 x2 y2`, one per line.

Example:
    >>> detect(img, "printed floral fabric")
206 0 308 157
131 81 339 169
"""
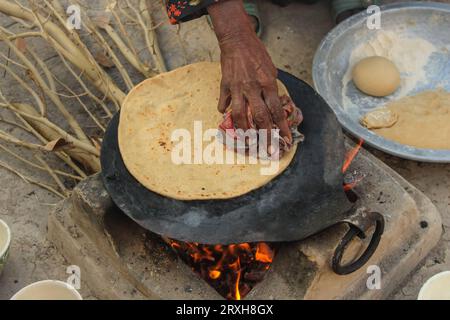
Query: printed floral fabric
166 0 220 24
218 95 304 159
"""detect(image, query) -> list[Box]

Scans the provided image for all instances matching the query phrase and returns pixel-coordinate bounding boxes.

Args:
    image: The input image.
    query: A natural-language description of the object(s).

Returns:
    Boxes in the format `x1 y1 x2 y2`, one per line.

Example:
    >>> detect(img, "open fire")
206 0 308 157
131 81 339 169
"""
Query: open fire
168 240 275 300
168 140 365 300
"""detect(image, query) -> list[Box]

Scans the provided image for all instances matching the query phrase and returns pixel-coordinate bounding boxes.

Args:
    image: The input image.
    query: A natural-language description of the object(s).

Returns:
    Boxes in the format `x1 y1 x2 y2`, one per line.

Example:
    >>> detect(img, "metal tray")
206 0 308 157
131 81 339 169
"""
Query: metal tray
313 2 450 162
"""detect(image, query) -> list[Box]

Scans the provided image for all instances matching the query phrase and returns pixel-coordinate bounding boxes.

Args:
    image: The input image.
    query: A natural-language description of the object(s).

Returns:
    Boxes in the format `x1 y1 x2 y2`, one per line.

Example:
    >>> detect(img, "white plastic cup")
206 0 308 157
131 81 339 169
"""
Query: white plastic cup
0 219 11 276
11 280 82 300
418 271 450 300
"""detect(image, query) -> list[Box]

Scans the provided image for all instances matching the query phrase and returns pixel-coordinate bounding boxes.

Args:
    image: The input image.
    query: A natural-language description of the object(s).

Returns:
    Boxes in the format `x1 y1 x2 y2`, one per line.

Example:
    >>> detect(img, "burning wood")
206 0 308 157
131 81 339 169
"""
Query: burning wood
168 240 275 300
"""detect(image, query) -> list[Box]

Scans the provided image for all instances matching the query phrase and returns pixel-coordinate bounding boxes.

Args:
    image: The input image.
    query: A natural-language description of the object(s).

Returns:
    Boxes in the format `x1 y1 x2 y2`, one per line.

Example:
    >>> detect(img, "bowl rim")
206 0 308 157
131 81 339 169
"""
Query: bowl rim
418 270 450 300
11 279 83 300
0 218 11 259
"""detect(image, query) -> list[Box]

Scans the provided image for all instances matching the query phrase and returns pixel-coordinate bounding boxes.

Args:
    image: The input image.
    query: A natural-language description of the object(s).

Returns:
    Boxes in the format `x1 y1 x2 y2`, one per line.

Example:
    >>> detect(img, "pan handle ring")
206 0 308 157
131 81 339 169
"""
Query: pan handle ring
332 211 385 275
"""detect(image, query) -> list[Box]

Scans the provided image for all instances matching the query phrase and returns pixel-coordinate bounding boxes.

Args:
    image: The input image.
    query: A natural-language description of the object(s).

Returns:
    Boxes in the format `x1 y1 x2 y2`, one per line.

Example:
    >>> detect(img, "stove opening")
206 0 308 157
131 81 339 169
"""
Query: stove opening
167 240 275 300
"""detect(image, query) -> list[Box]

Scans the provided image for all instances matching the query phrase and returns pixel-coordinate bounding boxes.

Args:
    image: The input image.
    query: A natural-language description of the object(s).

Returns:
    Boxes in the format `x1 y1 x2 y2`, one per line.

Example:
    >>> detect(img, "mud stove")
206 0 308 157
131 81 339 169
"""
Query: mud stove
48 140 441 299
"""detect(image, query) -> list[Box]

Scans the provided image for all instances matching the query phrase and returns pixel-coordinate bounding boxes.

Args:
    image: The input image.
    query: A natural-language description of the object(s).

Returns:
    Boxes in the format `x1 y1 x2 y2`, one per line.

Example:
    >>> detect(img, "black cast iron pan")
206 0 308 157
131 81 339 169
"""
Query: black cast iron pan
101 70 384 274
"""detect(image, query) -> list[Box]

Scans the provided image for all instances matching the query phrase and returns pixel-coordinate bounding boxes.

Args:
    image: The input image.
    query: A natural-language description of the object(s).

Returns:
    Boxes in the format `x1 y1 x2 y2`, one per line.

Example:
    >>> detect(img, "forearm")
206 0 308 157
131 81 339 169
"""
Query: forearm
207 0 255 48
208 1 289 142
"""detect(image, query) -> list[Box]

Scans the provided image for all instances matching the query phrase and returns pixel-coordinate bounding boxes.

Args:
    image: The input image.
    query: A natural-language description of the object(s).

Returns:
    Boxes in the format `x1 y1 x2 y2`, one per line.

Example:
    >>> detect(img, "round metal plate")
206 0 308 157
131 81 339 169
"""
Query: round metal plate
313 2 450 162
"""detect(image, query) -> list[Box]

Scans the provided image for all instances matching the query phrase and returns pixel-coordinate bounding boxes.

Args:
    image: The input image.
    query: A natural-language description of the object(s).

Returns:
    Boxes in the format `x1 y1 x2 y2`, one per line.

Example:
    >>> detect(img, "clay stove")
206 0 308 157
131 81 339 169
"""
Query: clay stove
47 140 441 300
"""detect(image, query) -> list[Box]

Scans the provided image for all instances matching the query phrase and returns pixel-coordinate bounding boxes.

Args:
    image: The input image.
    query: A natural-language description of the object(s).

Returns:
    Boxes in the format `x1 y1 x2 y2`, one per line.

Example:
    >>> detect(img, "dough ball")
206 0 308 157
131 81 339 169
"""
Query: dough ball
361 107 398 129
352 56 400 97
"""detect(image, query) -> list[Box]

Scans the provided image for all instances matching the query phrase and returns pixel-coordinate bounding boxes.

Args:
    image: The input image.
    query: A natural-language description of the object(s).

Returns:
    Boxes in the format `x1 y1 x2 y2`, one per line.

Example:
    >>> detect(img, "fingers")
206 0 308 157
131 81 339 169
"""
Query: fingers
263 86 292 143
247 93 272 131
246 91 273 154
221 79 292 158
230 86 249 131
217 82 231 113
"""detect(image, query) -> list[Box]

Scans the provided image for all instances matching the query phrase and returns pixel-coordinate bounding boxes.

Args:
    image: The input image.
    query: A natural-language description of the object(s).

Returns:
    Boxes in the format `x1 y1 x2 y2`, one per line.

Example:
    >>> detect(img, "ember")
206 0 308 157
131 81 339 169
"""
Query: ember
168 240 275 300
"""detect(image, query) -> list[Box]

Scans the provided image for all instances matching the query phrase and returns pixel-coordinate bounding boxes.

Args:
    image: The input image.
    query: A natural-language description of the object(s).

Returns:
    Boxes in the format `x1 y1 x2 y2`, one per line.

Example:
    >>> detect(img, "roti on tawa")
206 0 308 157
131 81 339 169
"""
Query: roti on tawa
118 62 298 200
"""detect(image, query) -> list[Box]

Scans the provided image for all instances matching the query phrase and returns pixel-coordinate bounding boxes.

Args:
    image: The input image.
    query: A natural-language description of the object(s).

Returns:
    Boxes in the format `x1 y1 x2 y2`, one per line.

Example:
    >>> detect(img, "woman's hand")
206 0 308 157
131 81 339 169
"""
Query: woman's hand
207 0 292 145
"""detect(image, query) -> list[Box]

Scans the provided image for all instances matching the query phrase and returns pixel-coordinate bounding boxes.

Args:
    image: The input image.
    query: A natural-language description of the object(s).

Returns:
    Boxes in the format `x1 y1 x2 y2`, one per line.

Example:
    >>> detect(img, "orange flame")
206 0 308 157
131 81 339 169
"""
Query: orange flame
255 243 274 263
342 139 364 192
342 139 364 173
343 181 358 192
229 258 241 300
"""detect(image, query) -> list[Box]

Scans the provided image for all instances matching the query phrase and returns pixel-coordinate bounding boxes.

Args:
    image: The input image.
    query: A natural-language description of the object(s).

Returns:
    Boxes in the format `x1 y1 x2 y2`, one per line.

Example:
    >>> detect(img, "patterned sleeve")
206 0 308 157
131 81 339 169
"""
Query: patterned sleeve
166 0 220 24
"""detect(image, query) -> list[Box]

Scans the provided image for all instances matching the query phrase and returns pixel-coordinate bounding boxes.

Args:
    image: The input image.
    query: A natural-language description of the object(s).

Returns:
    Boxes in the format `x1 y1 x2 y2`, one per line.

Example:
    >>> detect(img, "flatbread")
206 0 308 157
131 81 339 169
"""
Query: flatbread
361 89 450 150
118 62 297 200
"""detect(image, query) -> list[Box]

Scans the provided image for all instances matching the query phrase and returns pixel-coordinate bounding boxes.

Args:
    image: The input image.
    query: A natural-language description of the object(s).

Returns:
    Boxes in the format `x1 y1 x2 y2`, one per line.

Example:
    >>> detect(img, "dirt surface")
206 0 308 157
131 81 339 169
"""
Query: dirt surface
0 0 449 299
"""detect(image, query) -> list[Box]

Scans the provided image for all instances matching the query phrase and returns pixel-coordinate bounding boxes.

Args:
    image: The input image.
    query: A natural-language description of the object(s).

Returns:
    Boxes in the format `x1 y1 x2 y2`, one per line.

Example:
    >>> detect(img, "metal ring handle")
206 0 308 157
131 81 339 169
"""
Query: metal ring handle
332 211 385 275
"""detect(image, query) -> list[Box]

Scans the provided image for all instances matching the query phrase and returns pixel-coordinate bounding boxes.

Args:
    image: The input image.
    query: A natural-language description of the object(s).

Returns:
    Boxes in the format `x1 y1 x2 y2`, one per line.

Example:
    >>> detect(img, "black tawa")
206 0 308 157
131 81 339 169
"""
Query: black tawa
101 70 384 274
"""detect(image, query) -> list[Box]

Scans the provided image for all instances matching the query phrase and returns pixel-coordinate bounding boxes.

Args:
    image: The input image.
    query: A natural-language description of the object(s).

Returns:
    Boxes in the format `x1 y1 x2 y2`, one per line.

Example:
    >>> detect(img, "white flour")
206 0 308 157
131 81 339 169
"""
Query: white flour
342 31 437 111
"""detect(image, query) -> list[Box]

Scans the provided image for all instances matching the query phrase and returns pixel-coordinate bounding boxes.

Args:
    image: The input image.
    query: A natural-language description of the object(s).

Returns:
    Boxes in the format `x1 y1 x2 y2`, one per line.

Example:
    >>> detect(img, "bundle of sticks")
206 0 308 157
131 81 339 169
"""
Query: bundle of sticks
0 0 169 198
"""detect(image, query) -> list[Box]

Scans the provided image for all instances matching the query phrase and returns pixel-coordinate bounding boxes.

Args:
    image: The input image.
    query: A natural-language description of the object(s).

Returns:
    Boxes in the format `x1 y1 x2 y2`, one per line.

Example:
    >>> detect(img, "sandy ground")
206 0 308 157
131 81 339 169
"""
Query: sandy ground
0 0 449 299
